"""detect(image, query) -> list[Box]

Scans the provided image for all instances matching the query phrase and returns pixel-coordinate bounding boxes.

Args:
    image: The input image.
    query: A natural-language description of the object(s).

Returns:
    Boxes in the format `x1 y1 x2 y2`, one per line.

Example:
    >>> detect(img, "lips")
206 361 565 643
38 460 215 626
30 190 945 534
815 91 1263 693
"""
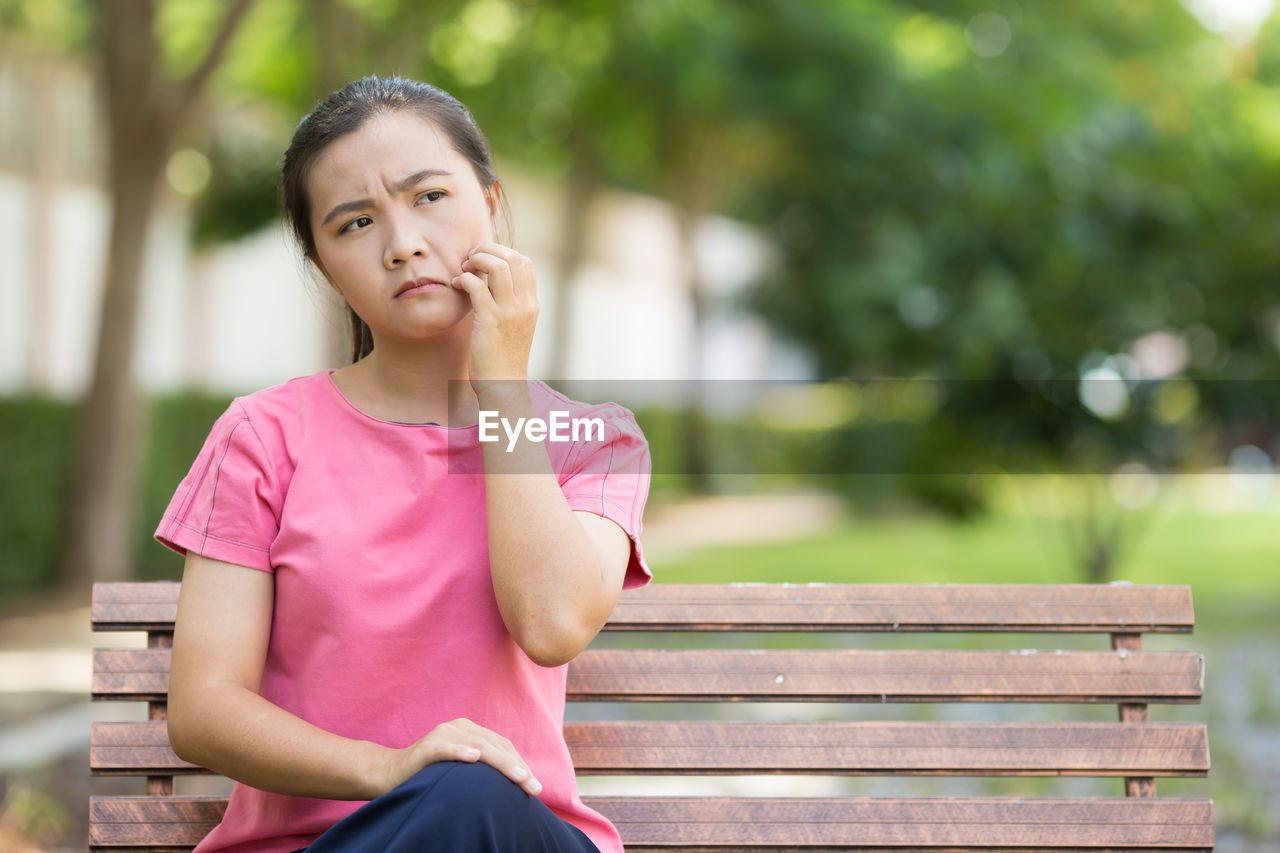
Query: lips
395 277 447 299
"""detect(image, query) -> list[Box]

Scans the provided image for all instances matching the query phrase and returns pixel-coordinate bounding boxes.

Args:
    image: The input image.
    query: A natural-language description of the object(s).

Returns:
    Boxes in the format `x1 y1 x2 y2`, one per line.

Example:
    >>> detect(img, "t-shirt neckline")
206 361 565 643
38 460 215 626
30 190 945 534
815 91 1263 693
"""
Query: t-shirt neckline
322 369 480 430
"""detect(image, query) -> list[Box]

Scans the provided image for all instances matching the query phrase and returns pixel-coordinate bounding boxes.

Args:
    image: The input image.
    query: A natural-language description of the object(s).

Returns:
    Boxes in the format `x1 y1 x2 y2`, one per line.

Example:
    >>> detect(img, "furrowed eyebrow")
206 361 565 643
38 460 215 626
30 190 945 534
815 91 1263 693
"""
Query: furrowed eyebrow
320 169 453 227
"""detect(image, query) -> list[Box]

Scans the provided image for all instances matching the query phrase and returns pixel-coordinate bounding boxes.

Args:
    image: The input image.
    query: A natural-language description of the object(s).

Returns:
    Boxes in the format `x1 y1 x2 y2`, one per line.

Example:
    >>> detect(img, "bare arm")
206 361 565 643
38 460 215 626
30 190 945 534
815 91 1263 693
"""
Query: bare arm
167 551 544 798
452 242 635 667
477 384 633 667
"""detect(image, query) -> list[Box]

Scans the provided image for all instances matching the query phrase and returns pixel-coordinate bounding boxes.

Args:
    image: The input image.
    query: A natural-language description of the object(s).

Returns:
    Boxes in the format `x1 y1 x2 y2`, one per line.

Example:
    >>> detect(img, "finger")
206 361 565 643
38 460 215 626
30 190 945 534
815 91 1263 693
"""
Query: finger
437 719 541 795
466 243 536 301
449 271 498 314
474 735 540 792
461 251 517 303
468 730 542 796
469 241 522 263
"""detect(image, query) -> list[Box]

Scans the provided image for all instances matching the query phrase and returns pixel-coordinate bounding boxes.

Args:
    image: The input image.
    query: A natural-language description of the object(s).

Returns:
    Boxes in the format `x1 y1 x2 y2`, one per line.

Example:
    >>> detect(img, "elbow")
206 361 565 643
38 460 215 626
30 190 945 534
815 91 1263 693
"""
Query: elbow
166 702 200 766
166 683 215 768
511 615 598 668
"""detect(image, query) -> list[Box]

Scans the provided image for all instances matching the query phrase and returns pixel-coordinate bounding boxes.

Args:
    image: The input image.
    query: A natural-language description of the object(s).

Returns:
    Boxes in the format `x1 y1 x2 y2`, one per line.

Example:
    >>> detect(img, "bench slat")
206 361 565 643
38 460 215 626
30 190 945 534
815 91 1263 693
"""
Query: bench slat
92 582 1196 634
92 648 1205 704
91 720 1210 777
88 796 1214 850
567 649 1204 703
598 796 1216 849
567 721 1211 776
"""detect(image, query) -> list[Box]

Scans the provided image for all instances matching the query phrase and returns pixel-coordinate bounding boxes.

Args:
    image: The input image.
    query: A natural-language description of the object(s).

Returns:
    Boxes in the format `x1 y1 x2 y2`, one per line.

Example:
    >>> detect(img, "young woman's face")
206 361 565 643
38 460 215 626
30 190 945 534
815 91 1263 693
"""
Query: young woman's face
306 110 499 346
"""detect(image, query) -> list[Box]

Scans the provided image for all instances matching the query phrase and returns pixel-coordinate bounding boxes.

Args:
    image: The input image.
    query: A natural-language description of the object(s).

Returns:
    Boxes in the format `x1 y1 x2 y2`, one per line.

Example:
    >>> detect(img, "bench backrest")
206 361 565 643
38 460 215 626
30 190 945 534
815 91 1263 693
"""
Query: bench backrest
90 582 1214 850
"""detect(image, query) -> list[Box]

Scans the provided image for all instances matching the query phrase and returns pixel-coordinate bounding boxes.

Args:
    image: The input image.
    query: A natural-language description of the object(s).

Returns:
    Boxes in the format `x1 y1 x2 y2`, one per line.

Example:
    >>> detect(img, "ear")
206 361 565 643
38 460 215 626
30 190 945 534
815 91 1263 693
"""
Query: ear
485 181 502 234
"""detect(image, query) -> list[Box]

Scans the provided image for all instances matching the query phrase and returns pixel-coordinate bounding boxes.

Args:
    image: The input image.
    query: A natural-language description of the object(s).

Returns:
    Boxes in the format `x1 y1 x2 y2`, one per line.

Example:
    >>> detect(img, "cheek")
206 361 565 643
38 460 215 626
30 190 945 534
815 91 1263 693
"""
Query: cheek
438 214 491 254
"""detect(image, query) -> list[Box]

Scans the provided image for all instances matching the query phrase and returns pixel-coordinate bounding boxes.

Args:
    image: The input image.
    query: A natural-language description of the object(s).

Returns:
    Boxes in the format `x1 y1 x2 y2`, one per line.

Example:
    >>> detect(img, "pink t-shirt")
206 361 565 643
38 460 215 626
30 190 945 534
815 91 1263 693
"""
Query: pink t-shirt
155 370 652 853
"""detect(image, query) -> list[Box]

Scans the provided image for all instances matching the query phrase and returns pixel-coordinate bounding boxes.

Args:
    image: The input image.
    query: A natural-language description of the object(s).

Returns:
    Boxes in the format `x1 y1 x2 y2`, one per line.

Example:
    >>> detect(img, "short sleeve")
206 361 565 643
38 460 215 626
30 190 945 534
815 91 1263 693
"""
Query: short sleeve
154 400 282 572
558 405 653 590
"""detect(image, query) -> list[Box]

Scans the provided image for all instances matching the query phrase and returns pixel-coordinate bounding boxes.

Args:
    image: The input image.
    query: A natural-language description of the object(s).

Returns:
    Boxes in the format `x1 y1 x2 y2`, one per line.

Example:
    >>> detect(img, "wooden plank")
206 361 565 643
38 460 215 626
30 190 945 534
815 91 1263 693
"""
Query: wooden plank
92 720 1211 777
592 797 1216 849
88 796 225 849
93 649 171 702
88 796 1214 850
93 648 1206 704
566 650 1205 703
606 584 1196 633
93 582 1196 634
92 582 182 633
91 723 207 775
566 721 1209 776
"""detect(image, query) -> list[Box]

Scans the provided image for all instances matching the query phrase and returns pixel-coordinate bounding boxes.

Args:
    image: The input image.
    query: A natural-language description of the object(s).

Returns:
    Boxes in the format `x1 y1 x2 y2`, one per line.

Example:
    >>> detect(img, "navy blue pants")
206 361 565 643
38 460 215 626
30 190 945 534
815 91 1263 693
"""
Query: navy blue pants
294 761 600 852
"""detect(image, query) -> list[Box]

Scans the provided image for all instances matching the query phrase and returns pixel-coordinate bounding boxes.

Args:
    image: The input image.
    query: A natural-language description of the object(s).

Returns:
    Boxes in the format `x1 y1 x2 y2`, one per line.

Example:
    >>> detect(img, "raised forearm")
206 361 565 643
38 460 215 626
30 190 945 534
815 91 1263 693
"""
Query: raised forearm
477 384 613 666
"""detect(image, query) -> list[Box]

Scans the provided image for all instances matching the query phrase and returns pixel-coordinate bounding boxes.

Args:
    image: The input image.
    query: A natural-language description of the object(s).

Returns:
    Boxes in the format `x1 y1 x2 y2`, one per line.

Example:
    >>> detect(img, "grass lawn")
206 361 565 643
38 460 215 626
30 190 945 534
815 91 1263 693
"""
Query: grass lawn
651 506 1280 634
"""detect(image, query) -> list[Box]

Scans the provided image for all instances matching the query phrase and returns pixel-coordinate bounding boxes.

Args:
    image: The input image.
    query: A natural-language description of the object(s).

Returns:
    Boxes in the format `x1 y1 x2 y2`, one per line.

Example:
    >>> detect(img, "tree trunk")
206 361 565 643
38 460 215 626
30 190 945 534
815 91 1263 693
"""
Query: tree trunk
671 205 713 492
63 156 166 584
62 0 254 585
663 122 719 493
548 125 598 379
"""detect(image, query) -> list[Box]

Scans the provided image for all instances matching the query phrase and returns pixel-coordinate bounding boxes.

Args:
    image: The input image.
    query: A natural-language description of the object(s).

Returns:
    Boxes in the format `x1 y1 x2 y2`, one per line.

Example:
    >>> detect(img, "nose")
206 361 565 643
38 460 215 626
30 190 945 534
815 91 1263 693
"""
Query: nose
382 210 429 268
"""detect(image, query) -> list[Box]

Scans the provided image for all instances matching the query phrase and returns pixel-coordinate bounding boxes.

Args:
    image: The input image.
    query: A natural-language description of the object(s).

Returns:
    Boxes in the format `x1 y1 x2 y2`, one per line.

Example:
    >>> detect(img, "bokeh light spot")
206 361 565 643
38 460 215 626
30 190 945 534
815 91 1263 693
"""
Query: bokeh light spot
166 148 211 197
965 12 1012 58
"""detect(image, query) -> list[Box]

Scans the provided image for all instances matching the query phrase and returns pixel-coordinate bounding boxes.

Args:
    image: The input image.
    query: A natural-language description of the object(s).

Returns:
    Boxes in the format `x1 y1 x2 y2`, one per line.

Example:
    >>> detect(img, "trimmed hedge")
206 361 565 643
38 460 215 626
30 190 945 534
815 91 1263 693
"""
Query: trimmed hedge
136 392 239 580
0 396 77 592
1 391 984 594
0 392 234 594
0 394 762 593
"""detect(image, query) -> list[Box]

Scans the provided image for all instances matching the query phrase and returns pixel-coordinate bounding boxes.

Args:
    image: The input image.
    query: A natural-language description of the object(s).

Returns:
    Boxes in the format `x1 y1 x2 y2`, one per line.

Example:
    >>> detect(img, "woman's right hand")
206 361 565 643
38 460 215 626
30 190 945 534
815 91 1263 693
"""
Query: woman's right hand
372 717 543 797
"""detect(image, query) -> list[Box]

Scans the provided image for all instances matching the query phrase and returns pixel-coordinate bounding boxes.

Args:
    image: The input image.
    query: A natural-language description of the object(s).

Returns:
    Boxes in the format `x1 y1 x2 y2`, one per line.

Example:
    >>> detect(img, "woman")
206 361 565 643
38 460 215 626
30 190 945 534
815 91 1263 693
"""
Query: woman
157 75 652 853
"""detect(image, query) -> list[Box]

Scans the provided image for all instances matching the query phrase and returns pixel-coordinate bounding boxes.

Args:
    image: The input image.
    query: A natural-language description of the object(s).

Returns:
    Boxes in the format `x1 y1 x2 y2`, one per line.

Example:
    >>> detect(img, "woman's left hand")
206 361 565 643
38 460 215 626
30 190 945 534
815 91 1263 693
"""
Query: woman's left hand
449 242 539 392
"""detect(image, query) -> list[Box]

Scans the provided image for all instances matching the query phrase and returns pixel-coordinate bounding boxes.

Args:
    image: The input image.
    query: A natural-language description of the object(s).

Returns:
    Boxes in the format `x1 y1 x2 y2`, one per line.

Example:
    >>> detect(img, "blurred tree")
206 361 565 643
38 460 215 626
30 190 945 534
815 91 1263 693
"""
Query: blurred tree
436 0 803 486
10 0 1279 585
63 0 256 584
740 0 1280 525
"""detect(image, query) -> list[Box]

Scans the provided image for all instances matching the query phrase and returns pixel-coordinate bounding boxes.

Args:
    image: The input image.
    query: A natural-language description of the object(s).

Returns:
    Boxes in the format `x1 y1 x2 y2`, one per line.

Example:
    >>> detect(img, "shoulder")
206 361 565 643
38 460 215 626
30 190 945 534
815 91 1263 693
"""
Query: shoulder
530 381 650 482
231 371 332 418
221 371 335 464
529 380 644 438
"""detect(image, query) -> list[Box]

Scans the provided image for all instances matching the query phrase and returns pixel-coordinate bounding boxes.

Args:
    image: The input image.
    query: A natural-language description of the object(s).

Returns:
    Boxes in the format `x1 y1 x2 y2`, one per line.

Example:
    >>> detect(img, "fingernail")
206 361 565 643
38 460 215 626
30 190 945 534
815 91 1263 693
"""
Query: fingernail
530 779 542 794
512 766 527 781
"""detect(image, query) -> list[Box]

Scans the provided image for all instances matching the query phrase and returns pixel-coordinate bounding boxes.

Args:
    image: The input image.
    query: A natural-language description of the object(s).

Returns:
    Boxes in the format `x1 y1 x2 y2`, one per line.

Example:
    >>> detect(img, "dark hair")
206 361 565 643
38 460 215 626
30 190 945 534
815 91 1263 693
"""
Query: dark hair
280 75 502 363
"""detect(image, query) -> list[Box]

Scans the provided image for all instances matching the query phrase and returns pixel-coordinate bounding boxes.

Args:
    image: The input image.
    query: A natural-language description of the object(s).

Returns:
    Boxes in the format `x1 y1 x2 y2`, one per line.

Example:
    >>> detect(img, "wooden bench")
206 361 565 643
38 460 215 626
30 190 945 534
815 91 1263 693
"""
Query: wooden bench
90 581 1215 850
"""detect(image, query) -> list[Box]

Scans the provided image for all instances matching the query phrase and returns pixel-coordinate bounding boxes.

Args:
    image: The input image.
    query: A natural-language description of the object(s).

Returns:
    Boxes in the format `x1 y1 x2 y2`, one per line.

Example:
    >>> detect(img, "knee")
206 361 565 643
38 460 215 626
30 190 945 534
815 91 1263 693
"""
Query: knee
372 762 573 852
415 760 532 820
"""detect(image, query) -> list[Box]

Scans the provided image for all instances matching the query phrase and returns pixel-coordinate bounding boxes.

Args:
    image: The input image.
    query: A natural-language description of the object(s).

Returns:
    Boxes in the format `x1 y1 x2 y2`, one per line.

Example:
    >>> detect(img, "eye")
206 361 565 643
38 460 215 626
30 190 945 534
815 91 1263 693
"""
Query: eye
339 215 372 234
418 190 446 204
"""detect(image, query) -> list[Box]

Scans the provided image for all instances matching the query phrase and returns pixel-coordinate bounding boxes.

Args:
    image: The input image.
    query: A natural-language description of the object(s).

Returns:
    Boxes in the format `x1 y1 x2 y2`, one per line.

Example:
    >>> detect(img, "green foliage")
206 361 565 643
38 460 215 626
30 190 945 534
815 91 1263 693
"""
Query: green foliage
0 769 71 849
153 0 1280 520
0 393 232 594
136 392 236 580
190 128 288 248
0 397 74 592
0 0 94 52
10 0 1280 542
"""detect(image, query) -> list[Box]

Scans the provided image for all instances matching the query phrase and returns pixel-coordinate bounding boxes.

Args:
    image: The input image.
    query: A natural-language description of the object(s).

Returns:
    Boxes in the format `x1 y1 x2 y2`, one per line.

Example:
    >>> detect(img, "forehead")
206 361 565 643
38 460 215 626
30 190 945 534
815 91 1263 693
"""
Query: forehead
307 111 469 204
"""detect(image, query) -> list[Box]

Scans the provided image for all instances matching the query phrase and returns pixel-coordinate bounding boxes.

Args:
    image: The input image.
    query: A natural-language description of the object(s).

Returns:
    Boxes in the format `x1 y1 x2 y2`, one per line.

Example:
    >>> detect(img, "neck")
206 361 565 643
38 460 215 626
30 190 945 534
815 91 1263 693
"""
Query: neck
345 323 481 425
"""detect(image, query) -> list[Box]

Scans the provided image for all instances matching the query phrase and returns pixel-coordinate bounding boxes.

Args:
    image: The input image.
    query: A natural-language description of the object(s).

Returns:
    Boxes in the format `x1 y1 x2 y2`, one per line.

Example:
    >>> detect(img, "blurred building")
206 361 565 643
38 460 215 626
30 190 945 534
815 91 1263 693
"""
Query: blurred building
0 46 812 401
